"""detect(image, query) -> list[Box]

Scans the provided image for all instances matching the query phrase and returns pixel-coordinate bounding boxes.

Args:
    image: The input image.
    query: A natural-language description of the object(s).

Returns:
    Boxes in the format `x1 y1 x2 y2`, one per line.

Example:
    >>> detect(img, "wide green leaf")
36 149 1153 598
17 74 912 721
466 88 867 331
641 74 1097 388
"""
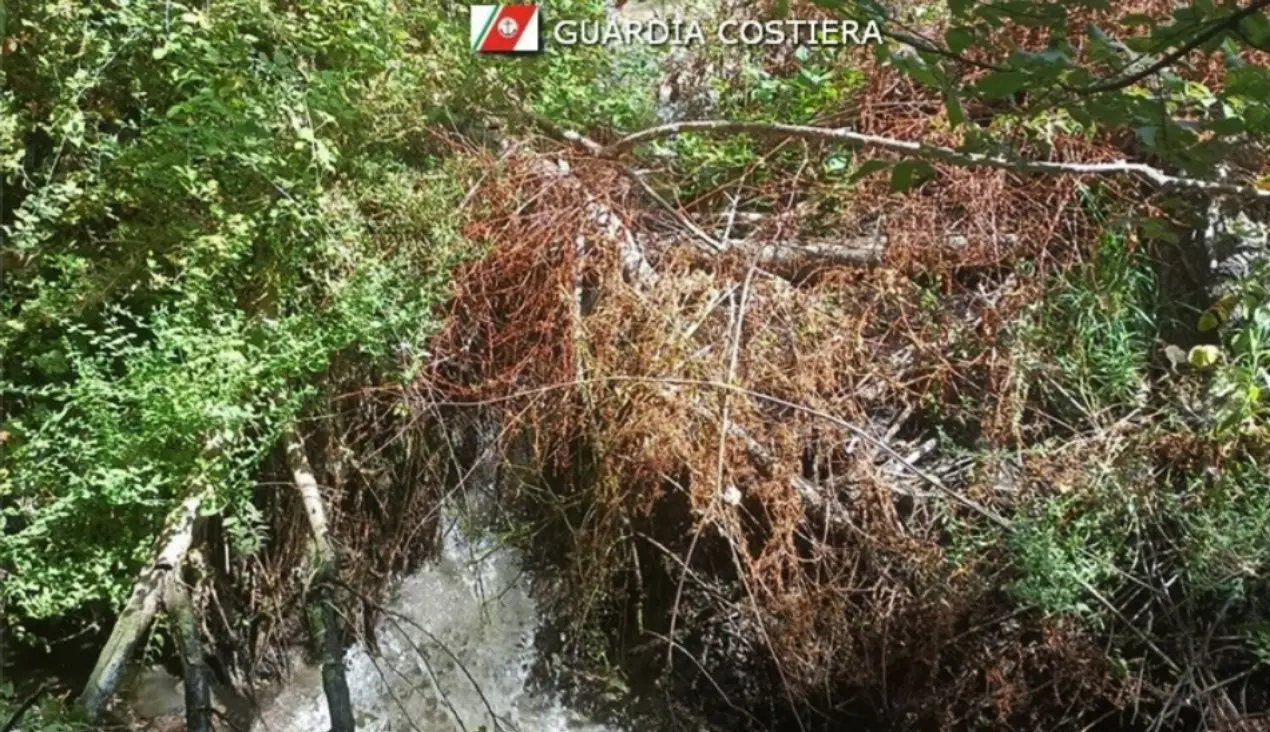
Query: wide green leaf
974 70 1029 99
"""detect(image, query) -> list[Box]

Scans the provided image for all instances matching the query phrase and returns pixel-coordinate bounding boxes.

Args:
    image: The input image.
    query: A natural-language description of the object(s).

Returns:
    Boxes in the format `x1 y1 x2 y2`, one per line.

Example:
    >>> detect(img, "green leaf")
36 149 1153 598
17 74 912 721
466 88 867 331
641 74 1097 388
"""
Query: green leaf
1123 36 1157 53
891 53 939 87
947 0 974 13
974 70 1028 99
1138 217 1180 244
1200 293 1240 331
1209 117 1245 136
850 158 891 182
1136 125 1157 149
945 92 965 128
890 160 935 192
1188 344 1222 369
1120 13 1155 26
1243 11 1270 46
945 27 975 54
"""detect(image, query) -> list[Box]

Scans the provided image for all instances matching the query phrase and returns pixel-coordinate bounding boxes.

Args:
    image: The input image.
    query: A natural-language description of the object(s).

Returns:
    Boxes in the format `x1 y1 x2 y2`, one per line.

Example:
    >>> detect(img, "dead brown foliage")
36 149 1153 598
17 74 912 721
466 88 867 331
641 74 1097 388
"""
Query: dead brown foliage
403 6 1270 726
408 134 1148 728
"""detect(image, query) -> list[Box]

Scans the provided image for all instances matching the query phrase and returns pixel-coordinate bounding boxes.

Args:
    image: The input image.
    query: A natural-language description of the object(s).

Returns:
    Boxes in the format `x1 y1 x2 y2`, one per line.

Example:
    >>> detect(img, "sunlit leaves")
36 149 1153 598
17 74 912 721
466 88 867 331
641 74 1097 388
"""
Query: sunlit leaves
0 0 483 627
1189 344 1223 369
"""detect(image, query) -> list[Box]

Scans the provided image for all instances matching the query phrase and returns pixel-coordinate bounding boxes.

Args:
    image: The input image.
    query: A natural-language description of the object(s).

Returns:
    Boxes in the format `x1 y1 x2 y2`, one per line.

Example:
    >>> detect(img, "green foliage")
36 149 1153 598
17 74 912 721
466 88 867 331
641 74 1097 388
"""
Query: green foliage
1198 263 1270 436
1176 460 1270 600
0 684 87 732
645 43 868 199
0 0 656 634
531 0 662 131
1020 234 1159 418
1008 483 1134 620
854 0 1270 179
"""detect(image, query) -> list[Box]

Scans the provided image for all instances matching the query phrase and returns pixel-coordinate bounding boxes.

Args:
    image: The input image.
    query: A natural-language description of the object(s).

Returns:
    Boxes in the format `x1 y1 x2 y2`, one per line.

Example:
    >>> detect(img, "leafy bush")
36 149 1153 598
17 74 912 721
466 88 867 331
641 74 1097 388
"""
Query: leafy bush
0 0 661 634
1196 262 1270 436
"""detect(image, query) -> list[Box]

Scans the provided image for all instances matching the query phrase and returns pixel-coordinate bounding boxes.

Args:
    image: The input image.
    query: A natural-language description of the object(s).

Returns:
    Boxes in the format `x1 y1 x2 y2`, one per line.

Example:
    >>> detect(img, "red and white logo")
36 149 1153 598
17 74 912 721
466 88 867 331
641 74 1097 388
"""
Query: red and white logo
471 5 541 53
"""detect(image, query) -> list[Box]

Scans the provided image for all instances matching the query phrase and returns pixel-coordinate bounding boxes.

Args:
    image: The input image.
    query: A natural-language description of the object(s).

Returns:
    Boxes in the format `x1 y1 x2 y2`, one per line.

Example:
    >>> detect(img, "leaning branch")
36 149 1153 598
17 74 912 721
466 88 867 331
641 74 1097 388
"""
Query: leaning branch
600 120 1270 199
79 494 204 722
285 428 357 732
161 571 213 732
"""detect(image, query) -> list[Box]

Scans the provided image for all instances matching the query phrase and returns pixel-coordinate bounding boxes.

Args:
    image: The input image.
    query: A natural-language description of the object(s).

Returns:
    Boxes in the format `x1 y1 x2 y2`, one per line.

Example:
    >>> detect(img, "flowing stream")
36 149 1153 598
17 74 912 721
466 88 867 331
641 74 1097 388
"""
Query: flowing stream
248 512 618 732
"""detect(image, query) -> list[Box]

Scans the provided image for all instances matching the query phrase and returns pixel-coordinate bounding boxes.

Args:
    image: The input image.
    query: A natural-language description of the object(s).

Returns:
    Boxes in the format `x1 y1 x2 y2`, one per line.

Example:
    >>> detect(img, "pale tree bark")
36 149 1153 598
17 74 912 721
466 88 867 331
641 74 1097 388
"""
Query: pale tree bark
542 114 1269 199
600 120 1270 199
79 494 203 722
285 428 356 732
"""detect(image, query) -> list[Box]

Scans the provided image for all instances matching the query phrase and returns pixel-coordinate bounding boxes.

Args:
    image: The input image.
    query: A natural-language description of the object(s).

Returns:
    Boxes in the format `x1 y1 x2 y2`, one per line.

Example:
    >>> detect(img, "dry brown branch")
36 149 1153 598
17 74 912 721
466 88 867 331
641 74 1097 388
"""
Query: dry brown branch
416 142 1189 727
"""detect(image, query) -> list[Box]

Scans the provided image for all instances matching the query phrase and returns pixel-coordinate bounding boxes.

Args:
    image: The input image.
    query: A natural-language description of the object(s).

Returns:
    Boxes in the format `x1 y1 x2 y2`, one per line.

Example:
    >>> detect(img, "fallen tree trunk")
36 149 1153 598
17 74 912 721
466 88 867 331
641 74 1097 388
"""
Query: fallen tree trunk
285 428 356 732
161 571 213 732
79 494 204 722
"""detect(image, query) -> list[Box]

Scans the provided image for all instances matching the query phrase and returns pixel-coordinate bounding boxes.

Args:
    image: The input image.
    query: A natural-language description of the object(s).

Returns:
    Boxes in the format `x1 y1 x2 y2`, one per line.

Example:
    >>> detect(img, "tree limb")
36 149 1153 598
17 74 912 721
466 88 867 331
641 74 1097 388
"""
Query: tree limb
285 428 357 732
878 0 1270 94
601 120 1270 199
1 682 52 732
161 572 213 732
1073 0 1270 94
79 494 204 722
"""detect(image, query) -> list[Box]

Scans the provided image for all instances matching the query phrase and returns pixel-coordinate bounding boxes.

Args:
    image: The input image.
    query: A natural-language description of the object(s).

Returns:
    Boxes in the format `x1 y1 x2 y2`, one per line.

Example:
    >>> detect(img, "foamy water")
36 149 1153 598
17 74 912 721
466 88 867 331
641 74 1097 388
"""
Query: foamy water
250 518 617 732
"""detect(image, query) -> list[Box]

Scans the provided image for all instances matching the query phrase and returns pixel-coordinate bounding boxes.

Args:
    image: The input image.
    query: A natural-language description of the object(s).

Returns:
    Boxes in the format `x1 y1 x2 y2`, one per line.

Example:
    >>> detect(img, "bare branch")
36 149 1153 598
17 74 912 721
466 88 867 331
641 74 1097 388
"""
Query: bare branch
601 120 1270 199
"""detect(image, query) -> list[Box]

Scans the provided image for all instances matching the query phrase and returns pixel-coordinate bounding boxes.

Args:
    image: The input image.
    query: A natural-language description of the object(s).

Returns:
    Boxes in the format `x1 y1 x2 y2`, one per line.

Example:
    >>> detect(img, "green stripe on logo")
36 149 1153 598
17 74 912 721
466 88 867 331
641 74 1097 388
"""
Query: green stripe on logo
472 6 498 52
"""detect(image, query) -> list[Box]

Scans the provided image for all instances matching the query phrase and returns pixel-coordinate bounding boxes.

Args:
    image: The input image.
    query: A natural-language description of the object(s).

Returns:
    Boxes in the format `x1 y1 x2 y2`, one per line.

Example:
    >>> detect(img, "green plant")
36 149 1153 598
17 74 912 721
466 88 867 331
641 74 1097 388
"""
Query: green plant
0 684 88 732
1018 233 1160 420
1176 459 1270 600
0 0 661 637
1007 479 1137 621
1199 263 1270 436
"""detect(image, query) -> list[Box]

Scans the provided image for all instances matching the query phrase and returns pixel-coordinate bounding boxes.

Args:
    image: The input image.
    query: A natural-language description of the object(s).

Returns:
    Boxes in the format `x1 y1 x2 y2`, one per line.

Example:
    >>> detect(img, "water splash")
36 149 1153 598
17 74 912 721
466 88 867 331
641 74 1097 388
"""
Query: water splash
251 517 617 732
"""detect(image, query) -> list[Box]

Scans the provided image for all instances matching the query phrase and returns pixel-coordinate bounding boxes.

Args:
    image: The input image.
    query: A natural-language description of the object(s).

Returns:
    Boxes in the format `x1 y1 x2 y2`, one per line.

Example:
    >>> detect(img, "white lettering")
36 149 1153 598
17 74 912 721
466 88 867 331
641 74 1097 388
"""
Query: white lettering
763 20 785 44
786 19 809 44
646 19 668 44
554 20 578 45
717 19 739 44
682 20 706 45
623 19 641 44
551 17 880 48
860 20 882 44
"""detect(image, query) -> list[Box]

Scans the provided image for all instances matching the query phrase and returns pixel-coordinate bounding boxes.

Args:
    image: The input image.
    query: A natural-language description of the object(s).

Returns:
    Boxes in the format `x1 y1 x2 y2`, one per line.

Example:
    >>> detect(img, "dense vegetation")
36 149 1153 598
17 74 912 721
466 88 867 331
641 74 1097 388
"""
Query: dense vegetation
4 0 1270 729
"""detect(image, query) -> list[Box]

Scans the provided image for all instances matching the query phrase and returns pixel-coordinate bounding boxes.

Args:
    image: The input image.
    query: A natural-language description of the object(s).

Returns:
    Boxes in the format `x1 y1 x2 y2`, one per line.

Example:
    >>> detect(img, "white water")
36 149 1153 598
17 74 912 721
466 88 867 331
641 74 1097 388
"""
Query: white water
250 516 618 732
